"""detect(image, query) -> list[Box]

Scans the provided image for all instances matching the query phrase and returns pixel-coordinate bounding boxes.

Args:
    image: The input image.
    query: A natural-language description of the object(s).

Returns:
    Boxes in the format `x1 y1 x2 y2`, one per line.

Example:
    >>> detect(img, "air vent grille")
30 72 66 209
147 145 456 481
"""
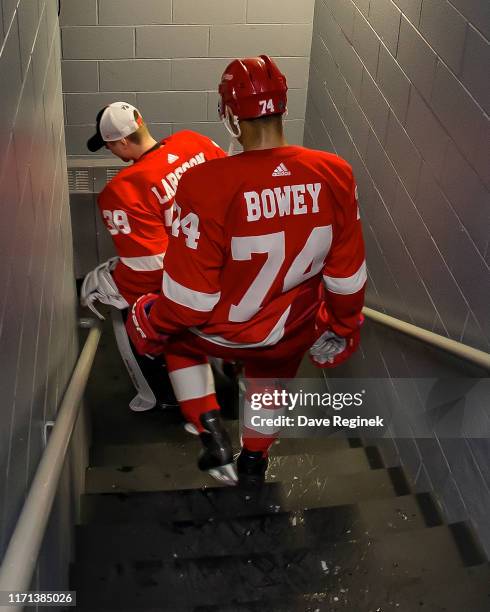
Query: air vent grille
106 168 121 183
68 162 125 193
68 169 91 192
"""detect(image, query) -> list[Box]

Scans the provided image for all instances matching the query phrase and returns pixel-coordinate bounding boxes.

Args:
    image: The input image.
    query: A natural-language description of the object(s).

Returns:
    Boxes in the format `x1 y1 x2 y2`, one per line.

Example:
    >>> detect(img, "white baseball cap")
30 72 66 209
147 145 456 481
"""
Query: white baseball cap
87 102 144 152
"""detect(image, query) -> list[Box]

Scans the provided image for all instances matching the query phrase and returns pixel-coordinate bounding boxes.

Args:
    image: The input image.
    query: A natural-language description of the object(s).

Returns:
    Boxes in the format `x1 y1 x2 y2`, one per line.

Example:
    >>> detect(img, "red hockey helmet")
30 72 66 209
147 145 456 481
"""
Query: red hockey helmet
218 55 288 122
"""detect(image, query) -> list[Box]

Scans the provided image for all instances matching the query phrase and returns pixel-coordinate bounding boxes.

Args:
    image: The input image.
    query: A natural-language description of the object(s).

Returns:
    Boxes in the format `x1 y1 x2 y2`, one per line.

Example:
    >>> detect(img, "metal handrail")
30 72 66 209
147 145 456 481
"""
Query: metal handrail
0 319 102 602
363 307 490 371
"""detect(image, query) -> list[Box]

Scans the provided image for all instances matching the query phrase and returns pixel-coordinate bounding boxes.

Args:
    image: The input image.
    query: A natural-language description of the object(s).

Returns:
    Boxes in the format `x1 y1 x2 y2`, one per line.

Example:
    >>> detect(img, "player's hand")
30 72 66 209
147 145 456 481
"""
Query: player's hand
125 293 169 357
309 315 364 368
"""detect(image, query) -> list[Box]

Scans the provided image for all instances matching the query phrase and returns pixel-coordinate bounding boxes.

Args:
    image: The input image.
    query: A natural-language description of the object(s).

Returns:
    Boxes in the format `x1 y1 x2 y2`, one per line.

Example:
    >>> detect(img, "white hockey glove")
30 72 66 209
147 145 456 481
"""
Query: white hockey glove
309 330 347 365
80 257 129 320
309 315 364 368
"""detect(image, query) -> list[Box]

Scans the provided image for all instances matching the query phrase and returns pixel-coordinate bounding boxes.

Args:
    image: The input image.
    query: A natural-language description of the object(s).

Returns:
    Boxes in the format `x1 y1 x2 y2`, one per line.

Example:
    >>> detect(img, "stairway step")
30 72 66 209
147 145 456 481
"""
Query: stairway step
193 563 490 611
89 418 232 459
74 562 490 612
81 467 407 525
272 436 354 456
267 447 372 480
70 525 483 608
75 494 439 564
90 435 353 468
85 447 373 494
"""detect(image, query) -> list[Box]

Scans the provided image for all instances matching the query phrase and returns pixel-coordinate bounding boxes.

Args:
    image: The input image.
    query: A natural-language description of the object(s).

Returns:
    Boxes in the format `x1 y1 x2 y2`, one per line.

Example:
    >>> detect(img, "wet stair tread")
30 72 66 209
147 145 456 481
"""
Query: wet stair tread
75 494 438 562
71 526 484 608
85 447 374 494
81 467 407 524
74 563 490 612
90 435 352 467
194 563 490 612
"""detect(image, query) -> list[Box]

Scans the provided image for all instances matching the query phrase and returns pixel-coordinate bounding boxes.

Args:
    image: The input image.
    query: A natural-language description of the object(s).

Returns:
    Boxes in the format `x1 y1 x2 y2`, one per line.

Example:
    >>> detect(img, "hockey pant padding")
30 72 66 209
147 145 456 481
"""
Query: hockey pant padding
164 316 315 454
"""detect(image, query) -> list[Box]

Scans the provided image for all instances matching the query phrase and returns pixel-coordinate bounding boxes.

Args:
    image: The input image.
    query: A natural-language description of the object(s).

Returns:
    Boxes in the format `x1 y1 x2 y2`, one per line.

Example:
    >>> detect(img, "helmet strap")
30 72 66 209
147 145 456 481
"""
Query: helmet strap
227 138 243 156
222 106 241 139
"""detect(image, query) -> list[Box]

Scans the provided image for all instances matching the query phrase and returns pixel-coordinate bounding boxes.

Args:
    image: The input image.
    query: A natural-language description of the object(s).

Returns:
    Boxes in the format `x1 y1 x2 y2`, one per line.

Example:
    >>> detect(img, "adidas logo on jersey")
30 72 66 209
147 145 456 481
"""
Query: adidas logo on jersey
167 153 180 164
272 163 291 177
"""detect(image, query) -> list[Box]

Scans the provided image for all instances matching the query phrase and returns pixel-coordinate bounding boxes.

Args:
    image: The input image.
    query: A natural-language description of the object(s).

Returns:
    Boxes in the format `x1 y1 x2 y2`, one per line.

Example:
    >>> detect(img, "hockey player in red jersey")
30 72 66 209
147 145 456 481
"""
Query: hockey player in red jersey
85 102 226 305
126 57 366 484
81 102 227 411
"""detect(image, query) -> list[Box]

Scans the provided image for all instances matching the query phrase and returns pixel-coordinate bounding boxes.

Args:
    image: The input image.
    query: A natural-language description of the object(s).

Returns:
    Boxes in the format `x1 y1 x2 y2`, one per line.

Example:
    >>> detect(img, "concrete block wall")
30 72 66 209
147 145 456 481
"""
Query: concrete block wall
306 0 489 352
60 0 316 154
305 0 490 555
0 0 85 589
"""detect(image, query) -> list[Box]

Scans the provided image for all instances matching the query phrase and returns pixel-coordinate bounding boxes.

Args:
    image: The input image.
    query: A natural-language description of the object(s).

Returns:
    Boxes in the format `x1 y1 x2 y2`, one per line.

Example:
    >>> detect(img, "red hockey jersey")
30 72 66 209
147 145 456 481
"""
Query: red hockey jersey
150 145 366 346
97 131 226 304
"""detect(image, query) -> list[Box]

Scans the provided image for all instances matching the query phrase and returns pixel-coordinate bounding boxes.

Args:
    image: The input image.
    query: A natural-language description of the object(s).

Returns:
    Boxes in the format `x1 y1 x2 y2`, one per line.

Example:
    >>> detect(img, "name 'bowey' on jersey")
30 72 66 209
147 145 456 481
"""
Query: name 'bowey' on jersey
149 144 367 348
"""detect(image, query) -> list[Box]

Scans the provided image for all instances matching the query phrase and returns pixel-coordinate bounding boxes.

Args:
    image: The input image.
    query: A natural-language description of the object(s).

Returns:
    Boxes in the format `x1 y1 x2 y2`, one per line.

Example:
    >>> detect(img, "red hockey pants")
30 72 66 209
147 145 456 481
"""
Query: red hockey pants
164 314 317 456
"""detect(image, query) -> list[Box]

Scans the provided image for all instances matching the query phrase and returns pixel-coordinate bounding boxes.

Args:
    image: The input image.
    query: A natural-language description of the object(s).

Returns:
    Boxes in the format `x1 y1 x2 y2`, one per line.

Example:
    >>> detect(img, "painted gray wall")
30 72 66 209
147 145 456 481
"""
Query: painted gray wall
0 0 87 591
305 0 489 352
60 0 315 154
305 0 489 555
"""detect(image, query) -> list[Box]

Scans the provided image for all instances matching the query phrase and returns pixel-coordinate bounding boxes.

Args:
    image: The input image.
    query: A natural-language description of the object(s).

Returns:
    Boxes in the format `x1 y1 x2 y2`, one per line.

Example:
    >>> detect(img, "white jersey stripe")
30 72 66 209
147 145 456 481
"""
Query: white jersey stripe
120 253 165 271
192 306 291 348
323 260 367 295
169 364 215 402
163 271 221 312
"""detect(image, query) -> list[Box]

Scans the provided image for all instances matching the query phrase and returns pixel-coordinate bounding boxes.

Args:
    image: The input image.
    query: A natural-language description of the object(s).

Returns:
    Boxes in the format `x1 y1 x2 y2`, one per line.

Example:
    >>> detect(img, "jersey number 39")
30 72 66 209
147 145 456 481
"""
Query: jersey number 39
102 210 132 235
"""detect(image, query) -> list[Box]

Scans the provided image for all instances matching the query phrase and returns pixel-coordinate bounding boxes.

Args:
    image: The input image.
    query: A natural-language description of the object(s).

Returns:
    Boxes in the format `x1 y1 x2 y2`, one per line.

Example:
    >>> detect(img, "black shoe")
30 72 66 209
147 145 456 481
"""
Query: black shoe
198 410 237 485
237 448 268 487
